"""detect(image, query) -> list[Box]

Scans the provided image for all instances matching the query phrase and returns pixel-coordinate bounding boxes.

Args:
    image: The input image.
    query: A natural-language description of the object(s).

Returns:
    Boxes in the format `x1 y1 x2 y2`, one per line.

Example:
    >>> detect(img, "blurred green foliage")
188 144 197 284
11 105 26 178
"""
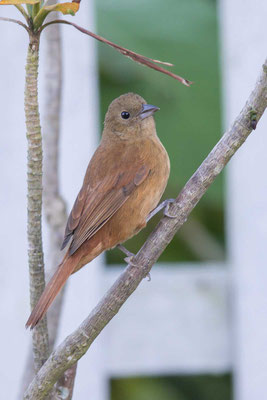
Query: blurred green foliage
111 375 232 400
96 0 225 264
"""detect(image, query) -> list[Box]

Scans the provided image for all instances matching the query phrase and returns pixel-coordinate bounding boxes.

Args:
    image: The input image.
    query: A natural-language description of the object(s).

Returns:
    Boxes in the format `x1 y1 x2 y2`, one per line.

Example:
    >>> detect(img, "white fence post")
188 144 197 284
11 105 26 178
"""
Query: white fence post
220 1 267 399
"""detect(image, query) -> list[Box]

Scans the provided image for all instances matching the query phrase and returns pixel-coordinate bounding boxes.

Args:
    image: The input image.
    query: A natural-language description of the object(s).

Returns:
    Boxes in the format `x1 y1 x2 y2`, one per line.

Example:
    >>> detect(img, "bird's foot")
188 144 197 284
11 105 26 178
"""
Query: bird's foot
125 255 151 281
146 198 176 222
124 254 138 266
117 244 138 265
118 244 151 281
164 199 177 219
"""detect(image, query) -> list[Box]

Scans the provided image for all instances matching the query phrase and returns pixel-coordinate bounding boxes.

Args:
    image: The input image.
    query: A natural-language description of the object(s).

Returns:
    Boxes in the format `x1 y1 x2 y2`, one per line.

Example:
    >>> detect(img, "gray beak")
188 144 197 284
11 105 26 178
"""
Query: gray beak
139 104 160 120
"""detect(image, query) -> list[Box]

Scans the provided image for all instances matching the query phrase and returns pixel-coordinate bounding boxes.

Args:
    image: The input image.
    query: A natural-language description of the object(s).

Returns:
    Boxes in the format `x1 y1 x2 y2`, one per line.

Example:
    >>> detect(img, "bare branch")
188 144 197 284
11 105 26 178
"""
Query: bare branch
23 58 266 400
39 19 192 86
0 16 28 30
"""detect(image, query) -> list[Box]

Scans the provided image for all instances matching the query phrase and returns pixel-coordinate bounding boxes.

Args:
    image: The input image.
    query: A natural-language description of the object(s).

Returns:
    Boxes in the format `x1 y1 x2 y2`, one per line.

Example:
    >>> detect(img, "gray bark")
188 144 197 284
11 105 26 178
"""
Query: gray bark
25 31 50 372
19 15 67 397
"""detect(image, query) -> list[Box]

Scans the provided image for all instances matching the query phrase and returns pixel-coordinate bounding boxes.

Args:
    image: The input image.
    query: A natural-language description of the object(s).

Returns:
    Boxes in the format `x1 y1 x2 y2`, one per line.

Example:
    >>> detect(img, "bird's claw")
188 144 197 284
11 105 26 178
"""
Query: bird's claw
164 199 176 219
119 243 151 280
124 255 151 281
124 255 138 267
146 272 151 281
125 256 151 281
147 198 176 222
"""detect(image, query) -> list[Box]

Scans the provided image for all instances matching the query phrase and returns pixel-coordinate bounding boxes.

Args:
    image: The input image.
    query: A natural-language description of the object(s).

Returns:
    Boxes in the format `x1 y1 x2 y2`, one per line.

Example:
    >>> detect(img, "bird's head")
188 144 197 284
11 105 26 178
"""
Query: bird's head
103 93 159 141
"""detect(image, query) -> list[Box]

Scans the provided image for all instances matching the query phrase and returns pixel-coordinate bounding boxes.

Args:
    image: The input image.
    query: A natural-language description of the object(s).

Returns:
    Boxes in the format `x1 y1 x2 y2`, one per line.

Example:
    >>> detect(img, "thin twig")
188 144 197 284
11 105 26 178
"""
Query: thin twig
0 16 28 30
39 19 192 86
15 4 30 23
23 59 267 400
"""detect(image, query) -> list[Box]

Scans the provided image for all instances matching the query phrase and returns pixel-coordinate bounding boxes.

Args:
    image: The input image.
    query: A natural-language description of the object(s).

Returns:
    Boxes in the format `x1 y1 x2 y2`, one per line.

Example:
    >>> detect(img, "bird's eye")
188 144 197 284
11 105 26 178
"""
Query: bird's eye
121 111 130 120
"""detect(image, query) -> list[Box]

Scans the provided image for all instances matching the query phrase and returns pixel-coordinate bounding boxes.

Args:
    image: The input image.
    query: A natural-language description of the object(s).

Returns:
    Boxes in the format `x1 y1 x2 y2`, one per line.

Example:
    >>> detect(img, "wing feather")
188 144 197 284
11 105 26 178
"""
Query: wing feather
61 165 150 255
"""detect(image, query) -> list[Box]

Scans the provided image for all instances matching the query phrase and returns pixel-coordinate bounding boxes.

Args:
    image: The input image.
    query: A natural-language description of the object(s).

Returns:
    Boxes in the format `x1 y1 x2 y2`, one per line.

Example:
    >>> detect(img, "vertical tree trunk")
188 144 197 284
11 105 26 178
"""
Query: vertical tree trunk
25 31 49 371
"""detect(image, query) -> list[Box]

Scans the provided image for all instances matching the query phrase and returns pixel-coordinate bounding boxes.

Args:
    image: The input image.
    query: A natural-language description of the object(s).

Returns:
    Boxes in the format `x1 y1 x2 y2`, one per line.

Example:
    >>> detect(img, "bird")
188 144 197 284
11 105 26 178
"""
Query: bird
26 93 171 329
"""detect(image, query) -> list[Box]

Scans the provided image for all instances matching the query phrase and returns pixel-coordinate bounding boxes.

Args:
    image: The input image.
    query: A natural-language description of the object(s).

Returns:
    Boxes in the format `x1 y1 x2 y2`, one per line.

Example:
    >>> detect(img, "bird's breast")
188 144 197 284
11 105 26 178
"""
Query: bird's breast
105 136 170 246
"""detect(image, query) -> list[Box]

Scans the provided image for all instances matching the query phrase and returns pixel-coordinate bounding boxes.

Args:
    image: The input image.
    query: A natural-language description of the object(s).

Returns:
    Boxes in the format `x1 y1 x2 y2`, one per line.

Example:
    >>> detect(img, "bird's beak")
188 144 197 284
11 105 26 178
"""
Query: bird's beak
139 104 160 120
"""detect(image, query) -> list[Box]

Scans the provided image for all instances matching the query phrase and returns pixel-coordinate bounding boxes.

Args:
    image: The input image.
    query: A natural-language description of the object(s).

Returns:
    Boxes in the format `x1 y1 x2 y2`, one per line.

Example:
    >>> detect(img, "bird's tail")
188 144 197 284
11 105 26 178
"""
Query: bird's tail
25 253 80 329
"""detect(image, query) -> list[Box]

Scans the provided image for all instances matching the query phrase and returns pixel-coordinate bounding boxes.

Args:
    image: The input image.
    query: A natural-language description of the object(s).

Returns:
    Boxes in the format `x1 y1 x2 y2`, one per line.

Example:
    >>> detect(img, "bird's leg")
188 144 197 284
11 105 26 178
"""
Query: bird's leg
117 244 151 281
146 198 176 222
117 244 135 258
117 244 137 265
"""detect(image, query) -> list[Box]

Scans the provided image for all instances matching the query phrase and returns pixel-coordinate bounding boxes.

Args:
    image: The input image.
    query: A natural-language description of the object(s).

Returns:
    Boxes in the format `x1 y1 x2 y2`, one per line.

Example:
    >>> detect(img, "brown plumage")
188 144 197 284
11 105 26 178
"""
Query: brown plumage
26 93 170 329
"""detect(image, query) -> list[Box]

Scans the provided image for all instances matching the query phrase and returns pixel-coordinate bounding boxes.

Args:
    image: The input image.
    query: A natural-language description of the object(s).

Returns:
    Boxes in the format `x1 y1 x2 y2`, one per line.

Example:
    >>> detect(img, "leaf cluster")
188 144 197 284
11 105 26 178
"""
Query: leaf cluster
0 0 80 29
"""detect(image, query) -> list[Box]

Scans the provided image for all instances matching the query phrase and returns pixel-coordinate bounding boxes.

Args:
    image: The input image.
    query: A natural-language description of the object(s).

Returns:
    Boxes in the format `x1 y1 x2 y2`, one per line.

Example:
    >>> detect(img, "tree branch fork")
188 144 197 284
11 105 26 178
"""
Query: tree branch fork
23 59 267 399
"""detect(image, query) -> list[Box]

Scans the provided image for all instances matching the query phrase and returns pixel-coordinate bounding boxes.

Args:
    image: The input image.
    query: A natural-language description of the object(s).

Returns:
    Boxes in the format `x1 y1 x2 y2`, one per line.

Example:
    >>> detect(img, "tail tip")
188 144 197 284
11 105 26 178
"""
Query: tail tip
25 315 39 330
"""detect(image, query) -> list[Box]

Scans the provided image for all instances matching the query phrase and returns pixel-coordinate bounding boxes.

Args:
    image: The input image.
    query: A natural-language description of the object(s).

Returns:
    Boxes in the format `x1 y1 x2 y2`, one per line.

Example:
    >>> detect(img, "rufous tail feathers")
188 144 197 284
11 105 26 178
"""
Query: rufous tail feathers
25 254 78 329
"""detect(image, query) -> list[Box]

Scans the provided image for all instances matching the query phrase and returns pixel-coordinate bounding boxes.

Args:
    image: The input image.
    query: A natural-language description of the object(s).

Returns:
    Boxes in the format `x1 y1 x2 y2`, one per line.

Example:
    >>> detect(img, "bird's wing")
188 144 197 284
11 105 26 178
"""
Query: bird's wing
61 165 150 255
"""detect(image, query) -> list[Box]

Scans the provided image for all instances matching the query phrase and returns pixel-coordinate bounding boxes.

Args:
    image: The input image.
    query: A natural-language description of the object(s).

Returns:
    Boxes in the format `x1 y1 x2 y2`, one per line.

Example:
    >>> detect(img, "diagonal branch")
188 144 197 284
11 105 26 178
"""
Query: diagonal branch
23 58 267 400
39 19 192 87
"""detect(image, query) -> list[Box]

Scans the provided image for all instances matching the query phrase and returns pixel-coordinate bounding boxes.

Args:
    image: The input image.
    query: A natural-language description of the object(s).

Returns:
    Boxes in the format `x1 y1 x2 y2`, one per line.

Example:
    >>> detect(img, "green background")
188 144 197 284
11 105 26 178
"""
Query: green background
97 0 225 265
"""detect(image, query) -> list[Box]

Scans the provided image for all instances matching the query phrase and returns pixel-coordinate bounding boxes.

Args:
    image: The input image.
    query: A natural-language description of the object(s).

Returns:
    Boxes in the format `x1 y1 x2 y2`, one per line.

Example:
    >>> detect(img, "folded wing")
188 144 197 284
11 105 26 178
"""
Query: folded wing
61 164 150 255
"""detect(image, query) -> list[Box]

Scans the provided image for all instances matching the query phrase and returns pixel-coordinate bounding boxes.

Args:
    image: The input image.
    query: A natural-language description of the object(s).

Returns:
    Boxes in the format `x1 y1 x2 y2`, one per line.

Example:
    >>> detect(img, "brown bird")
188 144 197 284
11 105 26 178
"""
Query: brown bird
26 93 171 329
